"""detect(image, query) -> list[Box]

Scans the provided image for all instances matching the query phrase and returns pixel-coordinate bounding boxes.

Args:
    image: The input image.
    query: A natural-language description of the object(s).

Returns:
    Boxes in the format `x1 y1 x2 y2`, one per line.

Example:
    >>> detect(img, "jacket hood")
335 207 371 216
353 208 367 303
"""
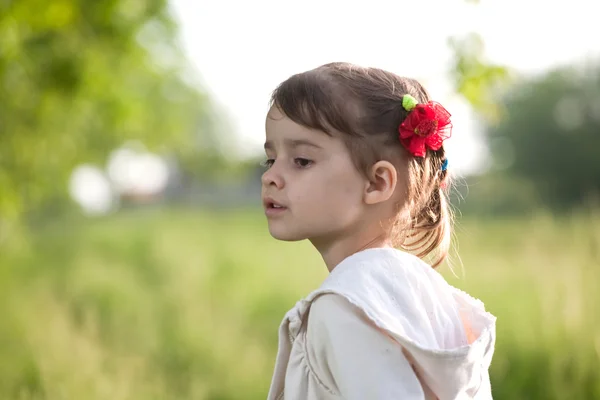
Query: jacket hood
304 247 497 399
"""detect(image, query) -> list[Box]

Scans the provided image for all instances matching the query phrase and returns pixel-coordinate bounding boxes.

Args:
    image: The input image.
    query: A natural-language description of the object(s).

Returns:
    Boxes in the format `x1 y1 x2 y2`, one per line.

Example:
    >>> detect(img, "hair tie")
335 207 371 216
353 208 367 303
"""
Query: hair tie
398 95 453 158
402 94 419 112
441 159 448 171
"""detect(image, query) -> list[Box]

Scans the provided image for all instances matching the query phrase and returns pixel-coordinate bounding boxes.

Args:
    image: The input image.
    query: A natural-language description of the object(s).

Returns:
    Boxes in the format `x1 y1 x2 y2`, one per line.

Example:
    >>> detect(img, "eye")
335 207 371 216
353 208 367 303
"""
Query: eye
261 159 274 169
294 158 313 168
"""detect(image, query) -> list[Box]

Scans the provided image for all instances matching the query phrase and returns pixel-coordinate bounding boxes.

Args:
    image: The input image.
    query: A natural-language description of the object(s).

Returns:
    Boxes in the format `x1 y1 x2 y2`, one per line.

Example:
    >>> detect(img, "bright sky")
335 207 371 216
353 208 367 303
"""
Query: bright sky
170 0 599 175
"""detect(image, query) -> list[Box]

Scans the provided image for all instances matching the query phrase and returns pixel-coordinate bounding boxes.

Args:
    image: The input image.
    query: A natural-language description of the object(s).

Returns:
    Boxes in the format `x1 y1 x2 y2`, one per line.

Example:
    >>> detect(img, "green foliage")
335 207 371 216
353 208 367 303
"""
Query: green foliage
0 0 218 225
448 33 512 121
487 63 600 208
0 0 516 231
1 208 599 399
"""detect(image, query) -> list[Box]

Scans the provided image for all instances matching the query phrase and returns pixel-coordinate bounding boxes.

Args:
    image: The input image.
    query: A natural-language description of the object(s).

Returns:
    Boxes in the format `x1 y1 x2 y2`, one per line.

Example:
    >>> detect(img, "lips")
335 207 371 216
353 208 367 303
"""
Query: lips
263 196 288 216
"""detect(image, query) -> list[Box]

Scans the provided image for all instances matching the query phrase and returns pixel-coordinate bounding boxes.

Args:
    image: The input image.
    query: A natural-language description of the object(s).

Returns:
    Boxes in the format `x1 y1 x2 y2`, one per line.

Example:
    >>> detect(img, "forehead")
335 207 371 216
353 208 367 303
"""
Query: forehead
265 107 334 145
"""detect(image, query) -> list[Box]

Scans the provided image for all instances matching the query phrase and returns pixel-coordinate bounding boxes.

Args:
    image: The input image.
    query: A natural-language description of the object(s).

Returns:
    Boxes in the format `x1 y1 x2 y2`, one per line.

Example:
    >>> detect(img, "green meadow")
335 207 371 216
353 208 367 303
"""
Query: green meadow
1 208 599 399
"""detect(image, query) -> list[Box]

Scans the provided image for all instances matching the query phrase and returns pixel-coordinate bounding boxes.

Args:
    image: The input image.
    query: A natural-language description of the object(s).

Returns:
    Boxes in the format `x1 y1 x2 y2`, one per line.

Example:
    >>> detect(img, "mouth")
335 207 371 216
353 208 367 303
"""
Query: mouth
263 197 288 216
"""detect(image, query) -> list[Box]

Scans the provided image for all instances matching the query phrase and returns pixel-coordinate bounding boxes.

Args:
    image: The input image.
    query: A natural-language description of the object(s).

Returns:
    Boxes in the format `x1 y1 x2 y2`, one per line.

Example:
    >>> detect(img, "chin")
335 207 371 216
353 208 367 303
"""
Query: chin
268 226 307 242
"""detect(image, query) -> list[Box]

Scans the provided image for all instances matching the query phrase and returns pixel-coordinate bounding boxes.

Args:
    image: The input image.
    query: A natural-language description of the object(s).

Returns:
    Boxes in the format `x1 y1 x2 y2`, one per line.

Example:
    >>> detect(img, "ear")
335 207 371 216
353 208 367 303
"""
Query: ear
364 160 397 205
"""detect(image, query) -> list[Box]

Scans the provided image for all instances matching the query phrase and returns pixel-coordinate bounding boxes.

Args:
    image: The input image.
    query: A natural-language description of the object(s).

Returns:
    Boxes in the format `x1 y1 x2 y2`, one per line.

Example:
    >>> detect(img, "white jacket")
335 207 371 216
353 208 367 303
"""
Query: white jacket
266 248 496 400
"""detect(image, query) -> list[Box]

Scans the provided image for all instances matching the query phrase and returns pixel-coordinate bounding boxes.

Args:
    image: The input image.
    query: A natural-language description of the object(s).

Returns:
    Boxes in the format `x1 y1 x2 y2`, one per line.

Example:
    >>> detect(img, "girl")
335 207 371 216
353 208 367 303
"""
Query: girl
262 62 496 400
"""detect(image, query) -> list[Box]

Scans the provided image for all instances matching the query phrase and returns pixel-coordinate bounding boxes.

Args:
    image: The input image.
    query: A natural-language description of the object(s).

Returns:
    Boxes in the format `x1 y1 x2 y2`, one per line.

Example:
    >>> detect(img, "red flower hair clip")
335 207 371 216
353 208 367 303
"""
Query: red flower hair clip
398 95 452 158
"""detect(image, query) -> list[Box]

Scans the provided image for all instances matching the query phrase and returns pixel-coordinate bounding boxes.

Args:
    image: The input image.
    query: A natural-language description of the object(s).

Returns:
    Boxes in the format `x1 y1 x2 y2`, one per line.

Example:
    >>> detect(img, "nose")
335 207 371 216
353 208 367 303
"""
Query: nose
261 162 284 189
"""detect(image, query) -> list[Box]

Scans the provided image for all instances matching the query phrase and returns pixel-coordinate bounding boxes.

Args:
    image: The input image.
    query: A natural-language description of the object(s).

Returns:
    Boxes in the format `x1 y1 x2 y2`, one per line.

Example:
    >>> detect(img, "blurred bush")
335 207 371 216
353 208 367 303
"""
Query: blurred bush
1 209 598 399
0 0 221 227
484 62 600 209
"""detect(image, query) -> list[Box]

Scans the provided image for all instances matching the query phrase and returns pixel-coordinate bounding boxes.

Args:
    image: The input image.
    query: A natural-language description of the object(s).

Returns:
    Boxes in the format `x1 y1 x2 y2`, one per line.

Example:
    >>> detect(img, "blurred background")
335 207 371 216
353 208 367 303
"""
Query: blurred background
1 0 599 399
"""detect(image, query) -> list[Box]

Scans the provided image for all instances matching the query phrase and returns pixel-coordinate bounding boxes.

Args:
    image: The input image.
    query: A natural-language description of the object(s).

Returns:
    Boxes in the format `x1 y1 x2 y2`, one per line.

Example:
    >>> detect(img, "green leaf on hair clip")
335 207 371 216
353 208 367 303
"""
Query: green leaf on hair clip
402 95 419 112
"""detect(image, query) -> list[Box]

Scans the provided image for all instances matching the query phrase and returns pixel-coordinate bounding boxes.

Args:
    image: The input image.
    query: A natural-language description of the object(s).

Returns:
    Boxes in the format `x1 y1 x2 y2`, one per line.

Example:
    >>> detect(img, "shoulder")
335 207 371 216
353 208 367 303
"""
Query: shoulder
304 294 425 399
305 293 396 362
308 293 367 326
310 293 352 313
307 293 383 343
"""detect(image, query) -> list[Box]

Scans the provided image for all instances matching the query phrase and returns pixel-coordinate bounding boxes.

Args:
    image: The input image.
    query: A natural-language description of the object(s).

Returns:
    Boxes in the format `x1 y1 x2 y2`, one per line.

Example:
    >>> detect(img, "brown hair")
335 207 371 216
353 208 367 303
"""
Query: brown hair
269 62 453 267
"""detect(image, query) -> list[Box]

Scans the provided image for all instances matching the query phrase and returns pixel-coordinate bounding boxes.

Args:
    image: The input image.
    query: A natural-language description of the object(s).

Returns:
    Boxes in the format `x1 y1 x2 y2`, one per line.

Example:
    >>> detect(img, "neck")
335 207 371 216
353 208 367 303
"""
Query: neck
311 230 392 272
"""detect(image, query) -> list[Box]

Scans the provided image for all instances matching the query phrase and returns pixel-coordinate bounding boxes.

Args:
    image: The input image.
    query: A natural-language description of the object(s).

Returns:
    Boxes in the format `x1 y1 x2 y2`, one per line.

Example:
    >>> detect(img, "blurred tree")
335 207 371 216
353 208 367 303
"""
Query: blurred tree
448 33 512 122
486 63 600 208
446 0 512 122
0 0 221 229
0 0 529 232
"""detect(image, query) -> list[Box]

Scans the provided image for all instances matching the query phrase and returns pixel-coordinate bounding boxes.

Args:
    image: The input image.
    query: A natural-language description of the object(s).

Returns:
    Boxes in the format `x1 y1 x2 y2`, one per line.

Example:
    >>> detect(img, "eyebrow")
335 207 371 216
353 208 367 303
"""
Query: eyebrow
264 139 323 151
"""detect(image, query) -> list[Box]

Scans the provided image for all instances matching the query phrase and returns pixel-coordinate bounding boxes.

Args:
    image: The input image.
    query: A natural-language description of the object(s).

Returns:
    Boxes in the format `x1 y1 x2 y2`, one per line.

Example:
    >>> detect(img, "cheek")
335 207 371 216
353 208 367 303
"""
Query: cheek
292 167 364 212
330 176 364 206
326 161 365 200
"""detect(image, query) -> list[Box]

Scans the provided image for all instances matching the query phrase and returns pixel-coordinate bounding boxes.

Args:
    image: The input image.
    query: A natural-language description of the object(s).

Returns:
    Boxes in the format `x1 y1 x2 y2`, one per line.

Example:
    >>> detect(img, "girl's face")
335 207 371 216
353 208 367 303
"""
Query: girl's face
261 107 368 245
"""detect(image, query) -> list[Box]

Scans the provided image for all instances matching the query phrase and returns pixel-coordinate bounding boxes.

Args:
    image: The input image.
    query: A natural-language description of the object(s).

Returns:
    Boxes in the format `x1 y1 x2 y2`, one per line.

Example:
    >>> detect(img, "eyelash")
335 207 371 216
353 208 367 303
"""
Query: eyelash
260 159 274 169
261 158 313 169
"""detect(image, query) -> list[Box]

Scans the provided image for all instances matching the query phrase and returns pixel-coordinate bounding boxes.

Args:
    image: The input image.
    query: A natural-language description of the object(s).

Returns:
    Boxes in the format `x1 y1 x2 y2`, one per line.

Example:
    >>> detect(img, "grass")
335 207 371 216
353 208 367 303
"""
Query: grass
0 207 599 399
